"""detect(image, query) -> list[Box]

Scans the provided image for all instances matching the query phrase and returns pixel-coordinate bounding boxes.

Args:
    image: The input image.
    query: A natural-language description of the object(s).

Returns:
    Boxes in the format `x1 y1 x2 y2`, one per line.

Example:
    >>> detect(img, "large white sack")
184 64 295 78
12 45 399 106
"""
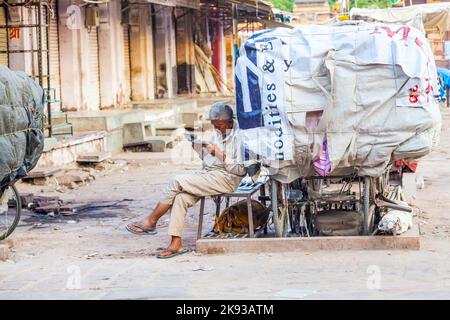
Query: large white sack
235 21 441 182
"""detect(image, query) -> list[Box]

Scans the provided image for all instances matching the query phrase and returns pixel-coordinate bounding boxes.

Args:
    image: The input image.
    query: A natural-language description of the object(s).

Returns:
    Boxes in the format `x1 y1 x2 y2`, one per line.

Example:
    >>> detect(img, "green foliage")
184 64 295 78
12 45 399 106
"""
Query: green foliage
267 0 295 12
328 0 393 9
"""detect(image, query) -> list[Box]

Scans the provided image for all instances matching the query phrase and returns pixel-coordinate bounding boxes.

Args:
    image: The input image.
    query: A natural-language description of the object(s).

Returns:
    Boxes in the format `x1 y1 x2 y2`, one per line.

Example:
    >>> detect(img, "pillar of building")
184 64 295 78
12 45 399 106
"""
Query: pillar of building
98 0 126 108
128 4 155 101
210 18 226 90
58 0 84 111
154 5 177 98
175 8 195 94
225 32 234 90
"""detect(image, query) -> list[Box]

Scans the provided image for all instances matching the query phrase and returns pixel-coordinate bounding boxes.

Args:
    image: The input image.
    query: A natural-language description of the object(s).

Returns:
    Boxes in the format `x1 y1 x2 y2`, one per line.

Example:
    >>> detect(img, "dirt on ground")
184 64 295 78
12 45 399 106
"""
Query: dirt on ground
0 110 449 300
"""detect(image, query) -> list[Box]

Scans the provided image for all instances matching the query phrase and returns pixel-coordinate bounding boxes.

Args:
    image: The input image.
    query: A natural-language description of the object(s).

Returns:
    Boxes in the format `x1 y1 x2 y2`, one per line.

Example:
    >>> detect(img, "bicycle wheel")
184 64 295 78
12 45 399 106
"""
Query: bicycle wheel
0 184 21 240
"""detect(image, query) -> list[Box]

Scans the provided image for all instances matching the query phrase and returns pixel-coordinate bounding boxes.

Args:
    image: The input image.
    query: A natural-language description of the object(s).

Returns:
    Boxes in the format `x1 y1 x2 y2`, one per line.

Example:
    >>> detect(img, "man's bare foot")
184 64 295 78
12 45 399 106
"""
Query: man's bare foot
157 236 184 258
126 218 157 235
156 248 189 259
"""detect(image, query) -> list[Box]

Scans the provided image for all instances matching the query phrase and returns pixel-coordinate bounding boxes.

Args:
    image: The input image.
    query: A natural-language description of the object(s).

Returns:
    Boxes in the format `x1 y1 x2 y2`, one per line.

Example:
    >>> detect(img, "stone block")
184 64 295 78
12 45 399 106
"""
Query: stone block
181 112 199 129
122 122 155 145
0 244 9 261
148 136 175 152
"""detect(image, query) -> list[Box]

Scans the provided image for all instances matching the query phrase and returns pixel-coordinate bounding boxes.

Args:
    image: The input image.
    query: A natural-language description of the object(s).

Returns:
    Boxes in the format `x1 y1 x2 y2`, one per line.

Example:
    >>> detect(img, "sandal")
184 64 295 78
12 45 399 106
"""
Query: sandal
125 222 157 235
156 248 189 259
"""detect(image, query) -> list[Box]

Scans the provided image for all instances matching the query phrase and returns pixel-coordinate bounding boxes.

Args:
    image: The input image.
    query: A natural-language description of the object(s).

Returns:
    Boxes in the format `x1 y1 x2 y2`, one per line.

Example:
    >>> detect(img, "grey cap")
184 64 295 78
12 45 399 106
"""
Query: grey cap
208 102 234 121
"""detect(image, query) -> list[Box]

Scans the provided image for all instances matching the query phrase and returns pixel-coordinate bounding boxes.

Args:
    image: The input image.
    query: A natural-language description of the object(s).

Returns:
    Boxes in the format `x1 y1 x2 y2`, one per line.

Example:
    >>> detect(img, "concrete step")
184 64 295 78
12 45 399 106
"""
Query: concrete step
196 224 420 254
22 168 62 180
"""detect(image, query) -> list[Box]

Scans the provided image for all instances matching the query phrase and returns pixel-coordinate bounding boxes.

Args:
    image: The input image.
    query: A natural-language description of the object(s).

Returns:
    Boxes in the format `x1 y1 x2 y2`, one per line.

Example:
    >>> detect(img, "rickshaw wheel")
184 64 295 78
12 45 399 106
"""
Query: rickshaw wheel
0 184 21 241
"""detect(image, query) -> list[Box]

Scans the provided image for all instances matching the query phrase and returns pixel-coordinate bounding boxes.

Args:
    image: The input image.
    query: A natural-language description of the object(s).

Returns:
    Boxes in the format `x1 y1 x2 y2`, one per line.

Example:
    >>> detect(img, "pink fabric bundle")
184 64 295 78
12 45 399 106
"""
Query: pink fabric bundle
313 138 331 176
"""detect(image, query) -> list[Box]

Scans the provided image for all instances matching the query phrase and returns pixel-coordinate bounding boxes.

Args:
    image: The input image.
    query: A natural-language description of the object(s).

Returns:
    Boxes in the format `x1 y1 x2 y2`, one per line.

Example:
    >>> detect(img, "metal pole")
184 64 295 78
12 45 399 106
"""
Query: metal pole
256 0 258 19
247 195 254 238
197 197 205 239
37 1 43 87
215 196 221 217
232 3 238 60
363 176 370 235
44 1 52 137
271 179 278 235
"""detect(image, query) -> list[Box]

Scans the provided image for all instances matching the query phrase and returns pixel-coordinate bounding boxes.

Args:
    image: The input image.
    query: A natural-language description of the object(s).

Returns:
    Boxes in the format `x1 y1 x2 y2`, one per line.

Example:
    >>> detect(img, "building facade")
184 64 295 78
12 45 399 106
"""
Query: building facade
0 0 201 113
0 0 276 119
292 0 330 24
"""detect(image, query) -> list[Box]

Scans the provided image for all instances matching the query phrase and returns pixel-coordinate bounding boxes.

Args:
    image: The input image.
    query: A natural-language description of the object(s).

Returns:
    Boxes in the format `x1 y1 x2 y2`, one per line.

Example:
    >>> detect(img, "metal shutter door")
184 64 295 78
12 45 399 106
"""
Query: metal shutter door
49 0 61 105
123 24 131 101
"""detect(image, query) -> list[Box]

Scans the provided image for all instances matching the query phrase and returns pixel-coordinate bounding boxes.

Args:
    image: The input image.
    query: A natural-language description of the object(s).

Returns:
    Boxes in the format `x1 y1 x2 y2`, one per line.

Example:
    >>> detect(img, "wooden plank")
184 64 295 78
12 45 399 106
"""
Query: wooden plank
76 152 111 163
60 203 91 215
34 204 60 214
22 168 62 179
123 141 152 148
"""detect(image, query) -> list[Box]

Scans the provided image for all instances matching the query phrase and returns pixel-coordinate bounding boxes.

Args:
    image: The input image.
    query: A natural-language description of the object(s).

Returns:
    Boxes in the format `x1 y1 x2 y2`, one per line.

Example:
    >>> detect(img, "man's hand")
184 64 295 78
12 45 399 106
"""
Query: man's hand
205 143 218 156
206 144 225 161
191 141 207 159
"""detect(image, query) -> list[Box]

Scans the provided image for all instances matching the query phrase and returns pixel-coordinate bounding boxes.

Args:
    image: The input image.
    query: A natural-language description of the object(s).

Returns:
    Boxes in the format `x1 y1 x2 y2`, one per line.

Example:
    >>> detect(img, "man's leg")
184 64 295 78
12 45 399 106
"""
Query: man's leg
174 171 237 197
127 171 237 234
128 203 171 232
127 177 184 233
158 192 198 257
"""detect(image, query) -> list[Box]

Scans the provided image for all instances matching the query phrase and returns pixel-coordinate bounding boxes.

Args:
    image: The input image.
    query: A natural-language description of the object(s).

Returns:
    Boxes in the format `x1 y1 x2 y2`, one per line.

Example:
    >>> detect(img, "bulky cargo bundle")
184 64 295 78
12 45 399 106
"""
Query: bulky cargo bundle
235 21 442 182
0 65 45 188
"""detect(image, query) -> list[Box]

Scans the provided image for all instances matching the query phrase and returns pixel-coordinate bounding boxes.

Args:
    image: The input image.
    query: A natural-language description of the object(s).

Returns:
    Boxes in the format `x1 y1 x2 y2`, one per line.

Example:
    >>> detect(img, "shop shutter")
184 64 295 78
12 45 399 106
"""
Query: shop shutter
123 24 131 101
49 0 61 105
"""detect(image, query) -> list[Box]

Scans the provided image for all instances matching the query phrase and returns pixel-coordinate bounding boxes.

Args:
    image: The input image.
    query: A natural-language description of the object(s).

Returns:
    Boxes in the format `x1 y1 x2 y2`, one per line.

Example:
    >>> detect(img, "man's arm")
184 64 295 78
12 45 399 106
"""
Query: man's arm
206 143 246 176
205 144 224 161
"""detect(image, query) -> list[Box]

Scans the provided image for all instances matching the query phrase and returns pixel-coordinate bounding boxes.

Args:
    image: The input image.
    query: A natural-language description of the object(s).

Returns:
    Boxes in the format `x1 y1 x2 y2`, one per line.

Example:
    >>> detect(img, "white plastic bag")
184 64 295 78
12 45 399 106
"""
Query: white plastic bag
378 209 413 235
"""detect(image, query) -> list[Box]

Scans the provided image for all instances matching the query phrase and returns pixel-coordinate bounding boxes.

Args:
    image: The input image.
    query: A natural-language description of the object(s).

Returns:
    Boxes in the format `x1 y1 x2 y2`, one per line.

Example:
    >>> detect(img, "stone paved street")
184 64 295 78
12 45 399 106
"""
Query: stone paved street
1 111 450 300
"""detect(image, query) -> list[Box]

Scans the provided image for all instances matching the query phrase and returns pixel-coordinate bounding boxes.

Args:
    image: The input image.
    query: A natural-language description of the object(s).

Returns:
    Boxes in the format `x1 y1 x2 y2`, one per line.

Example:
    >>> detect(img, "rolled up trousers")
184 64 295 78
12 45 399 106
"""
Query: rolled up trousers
160 170 239 237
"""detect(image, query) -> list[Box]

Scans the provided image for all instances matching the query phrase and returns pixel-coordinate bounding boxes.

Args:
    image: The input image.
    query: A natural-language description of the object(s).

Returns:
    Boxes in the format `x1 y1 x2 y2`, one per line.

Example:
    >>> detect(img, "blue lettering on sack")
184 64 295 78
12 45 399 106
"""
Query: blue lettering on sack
244 42 257 67
248 29 273 40
254 37 278 44
235 68 263 130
